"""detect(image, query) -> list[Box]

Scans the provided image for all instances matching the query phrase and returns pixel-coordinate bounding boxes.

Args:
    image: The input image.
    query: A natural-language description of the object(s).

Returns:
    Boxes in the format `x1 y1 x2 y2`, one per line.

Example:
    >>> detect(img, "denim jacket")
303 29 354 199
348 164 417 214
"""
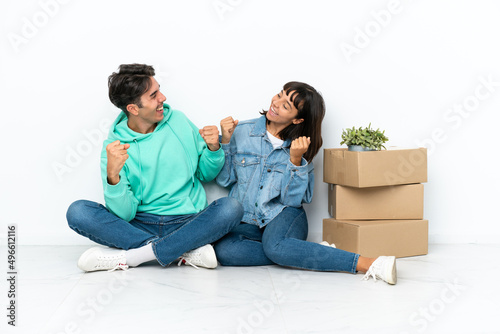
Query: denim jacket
216 116 314 227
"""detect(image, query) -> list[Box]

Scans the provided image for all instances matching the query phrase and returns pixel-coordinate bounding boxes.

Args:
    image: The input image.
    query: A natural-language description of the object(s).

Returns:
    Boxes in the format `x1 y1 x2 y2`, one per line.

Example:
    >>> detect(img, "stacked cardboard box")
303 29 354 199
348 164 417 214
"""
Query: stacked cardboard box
322 148 428 258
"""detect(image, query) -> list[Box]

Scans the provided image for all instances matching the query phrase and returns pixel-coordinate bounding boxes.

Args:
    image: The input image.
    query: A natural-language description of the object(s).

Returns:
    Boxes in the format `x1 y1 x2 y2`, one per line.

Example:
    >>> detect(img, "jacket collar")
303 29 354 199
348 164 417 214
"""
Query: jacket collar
250 116 267 137
250 115 291 147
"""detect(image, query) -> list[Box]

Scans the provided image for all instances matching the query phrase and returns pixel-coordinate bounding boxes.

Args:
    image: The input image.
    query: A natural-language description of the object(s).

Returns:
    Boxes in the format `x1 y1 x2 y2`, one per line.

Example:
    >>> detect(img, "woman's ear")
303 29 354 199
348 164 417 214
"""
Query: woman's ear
292 118 304 125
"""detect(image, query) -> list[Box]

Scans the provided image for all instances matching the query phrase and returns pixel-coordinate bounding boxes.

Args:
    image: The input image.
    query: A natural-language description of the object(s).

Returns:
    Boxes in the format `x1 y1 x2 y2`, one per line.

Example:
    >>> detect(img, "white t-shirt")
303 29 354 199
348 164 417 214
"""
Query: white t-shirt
267 131 284 149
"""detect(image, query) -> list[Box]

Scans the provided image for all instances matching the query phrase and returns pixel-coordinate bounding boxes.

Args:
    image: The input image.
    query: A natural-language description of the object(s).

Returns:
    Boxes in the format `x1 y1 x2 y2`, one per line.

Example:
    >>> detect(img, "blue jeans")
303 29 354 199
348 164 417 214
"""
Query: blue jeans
214 206 360 273
67 197 243 266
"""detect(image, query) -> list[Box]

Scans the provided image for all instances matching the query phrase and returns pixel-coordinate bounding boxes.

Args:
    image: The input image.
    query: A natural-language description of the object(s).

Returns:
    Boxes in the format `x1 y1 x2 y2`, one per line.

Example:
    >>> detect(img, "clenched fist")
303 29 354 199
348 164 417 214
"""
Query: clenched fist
220 116 239 144
199 125 221 151
106 140 130 185
290 136 310 166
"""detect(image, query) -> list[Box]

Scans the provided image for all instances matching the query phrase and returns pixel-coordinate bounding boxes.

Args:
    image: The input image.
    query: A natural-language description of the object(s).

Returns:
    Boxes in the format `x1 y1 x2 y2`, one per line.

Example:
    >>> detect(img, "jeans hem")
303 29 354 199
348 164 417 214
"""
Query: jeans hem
151 243 170 267
351 253 360 274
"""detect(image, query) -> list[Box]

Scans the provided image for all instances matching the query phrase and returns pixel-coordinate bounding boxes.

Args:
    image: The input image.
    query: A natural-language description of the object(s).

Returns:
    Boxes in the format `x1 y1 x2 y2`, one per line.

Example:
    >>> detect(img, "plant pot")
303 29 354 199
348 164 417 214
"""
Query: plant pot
348 145 376 152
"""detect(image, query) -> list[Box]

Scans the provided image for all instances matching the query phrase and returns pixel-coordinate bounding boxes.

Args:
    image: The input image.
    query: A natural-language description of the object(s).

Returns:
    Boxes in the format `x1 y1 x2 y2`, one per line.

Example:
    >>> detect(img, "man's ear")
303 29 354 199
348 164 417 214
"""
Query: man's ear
292 118 304 125
127 104 140 116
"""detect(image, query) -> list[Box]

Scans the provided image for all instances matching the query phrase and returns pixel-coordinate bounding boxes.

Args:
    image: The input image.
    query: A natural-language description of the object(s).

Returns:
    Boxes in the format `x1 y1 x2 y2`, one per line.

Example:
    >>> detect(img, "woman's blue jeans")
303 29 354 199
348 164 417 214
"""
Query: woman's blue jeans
67 197 243 267
214 206 360 273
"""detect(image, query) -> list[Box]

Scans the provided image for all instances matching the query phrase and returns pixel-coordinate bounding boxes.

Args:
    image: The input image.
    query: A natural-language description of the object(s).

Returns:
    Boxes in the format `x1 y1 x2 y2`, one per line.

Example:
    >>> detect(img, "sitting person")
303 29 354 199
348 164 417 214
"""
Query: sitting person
66 64 243 272
214 81 397 284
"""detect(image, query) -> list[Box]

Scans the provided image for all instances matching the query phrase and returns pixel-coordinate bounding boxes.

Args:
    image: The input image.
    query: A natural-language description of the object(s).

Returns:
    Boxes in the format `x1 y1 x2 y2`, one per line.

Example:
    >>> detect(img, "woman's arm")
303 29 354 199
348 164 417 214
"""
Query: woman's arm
280 159 314 206
280 136 314 206
215 116 239 187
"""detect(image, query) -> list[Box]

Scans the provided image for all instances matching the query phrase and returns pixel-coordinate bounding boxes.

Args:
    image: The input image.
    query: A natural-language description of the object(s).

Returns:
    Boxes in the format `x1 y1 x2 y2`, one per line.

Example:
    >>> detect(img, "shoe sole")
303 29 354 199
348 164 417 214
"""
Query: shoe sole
385 257 397 285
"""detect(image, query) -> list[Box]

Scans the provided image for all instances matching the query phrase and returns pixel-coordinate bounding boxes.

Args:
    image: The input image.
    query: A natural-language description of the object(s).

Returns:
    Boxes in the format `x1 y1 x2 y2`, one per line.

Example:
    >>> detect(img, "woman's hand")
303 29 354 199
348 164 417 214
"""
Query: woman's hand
220 116 239 144
290 136 310 166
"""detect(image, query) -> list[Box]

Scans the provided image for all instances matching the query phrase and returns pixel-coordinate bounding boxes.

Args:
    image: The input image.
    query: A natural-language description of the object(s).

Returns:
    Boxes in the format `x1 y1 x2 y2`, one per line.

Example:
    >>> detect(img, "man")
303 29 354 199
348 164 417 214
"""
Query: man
67 64 243 272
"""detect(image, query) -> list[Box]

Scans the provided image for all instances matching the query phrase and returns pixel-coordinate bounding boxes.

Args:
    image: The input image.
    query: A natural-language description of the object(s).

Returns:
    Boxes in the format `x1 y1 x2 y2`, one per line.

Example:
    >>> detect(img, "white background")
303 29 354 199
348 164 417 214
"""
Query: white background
1 0 499 245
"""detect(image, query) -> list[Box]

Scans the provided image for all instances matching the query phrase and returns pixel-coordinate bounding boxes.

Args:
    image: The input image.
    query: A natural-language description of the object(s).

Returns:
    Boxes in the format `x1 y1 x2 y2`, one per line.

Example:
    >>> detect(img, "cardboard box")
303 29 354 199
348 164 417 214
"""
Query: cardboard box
328 184 424 220
323 218 428 258
323 148 427 188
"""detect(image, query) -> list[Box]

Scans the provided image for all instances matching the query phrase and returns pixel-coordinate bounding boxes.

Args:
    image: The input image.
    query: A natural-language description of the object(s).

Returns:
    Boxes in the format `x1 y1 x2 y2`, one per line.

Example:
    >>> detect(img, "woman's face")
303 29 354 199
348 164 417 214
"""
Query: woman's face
267 89 303 127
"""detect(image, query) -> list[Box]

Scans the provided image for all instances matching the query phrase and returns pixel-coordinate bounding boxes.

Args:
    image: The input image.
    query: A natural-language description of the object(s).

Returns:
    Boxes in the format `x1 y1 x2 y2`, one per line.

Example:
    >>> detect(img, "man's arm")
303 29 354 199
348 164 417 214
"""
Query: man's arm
199 125 220 152
100 140 140 221
187 119 224 183
106 140 130 184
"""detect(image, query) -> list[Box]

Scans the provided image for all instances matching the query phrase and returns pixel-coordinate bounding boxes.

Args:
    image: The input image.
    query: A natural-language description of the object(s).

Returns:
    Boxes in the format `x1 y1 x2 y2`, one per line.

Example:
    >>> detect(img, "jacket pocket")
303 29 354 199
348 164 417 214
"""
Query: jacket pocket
270 163 286 191
233 153 260 184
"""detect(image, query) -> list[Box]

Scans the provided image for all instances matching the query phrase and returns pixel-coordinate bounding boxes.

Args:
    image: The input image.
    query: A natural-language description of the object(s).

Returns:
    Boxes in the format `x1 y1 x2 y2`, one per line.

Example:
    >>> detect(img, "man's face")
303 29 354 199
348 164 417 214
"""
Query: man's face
132 77 166 128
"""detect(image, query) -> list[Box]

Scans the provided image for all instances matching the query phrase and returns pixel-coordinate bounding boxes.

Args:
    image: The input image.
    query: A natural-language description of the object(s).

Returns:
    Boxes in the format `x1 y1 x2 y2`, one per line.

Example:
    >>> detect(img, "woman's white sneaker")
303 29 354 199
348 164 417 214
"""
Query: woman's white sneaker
362 256 397 285
319 241 337 248
77 247 129 272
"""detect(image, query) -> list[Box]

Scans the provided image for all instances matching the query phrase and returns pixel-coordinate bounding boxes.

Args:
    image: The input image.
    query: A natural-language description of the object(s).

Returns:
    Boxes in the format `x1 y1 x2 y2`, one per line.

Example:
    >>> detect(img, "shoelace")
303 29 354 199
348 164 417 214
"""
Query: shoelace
108 263 129 272
177 257 200 270
93 254 127 272
362 260 380 282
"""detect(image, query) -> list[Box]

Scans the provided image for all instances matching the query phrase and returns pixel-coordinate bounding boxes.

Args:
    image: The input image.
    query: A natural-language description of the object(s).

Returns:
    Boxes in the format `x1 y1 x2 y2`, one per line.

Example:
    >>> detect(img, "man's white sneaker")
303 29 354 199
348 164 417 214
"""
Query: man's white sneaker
178 244 217 269
362 256 397 285
78 247 129 272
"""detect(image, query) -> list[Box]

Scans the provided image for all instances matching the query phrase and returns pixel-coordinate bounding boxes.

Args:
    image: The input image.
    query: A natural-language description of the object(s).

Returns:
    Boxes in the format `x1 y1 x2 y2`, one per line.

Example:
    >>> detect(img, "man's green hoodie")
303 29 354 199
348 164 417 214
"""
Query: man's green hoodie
100 104 224 222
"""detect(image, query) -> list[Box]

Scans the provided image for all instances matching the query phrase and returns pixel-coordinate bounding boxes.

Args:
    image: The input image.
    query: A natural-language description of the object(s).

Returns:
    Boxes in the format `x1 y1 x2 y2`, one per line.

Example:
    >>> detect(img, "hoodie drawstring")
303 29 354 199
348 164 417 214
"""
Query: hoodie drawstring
133 139 144 204
167 123 196 187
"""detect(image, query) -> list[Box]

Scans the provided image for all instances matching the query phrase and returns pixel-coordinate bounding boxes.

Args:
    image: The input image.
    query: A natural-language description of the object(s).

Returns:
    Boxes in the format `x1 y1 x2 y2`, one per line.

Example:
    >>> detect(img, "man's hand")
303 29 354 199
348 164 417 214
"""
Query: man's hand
106 140 130 185
290 136 310 166
220 116 239 144
199 125 221 151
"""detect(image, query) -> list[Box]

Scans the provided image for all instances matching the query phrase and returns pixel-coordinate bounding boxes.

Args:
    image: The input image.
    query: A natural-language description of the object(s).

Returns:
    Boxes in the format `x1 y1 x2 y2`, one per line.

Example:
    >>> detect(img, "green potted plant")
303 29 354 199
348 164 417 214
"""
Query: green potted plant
340 123 389 151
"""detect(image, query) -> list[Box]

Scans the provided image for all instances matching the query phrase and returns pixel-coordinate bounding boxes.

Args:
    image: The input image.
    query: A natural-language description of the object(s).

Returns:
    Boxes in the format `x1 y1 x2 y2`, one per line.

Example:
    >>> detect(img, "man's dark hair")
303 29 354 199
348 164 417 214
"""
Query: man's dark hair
108 64 155 117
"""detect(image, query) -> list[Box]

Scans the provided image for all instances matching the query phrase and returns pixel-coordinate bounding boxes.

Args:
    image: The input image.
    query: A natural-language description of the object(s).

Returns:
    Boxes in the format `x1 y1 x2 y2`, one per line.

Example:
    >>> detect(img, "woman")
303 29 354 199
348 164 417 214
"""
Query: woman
214 81 397 284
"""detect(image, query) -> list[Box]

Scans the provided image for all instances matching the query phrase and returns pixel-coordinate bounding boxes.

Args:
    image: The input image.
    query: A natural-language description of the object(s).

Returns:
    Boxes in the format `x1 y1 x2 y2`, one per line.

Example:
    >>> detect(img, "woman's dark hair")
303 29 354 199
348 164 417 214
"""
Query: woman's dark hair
261 81 325 162
108 64 155 117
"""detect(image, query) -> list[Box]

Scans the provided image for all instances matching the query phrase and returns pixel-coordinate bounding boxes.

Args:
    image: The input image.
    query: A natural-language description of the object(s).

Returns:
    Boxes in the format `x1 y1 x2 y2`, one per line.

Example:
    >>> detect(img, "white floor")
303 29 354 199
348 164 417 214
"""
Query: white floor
1 244 499 334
